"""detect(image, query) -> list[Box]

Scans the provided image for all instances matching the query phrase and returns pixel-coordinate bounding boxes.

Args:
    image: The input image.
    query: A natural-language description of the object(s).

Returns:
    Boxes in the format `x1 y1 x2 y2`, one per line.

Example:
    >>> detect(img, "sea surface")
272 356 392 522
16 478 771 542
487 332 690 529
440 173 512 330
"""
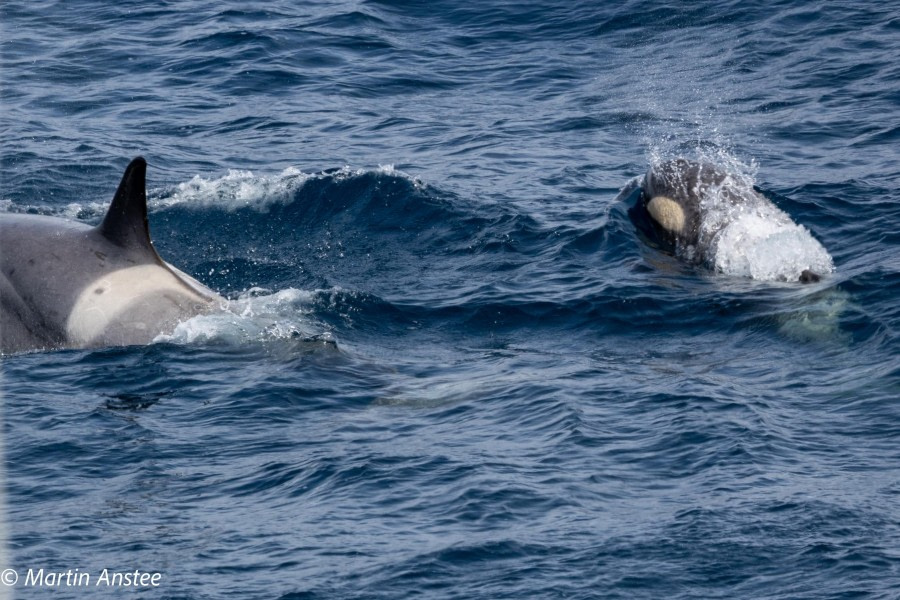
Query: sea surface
1 1 899 598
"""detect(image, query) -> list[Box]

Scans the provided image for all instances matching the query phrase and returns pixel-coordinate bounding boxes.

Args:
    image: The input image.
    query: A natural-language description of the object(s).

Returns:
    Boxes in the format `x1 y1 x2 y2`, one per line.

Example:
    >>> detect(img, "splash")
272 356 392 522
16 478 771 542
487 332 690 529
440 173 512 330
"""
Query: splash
691 164 834 281
154 287 335 347
710 204 834 281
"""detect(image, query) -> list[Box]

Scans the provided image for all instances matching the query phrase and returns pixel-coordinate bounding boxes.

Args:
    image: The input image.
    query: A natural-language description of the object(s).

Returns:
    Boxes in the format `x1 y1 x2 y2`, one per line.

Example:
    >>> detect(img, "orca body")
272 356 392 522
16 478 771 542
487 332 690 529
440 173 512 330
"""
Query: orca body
0 157 222 354
630 159 825 283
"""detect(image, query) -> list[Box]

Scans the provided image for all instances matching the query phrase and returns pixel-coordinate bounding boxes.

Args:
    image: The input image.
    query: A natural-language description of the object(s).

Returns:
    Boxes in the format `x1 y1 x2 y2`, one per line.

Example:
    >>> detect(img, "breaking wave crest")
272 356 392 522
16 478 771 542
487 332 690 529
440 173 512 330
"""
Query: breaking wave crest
157 164 425 212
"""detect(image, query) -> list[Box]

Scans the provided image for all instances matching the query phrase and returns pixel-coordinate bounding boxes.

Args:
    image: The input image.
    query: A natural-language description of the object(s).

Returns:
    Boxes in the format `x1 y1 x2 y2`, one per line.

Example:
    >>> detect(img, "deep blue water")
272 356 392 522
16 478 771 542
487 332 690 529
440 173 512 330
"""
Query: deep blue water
2 1 899 598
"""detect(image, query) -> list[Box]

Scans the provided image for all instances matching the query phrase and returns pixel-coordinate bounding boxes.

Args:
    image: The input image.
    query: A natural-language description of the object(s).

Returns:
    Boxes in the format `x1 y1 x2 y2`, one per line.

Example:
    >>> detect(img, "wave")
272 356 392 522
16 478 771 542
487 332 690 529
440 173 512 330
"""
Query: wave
1 159 853 348
156 164 428 212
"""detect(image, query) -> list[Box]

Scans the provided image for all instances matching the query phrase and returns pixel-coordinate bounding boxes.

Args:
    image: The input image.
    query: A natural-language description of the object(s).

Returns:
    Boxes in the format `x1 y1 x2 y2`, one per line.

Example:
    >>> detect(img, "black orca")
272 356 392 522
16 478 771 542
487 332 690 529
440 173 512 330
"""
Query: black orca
629 158 826 283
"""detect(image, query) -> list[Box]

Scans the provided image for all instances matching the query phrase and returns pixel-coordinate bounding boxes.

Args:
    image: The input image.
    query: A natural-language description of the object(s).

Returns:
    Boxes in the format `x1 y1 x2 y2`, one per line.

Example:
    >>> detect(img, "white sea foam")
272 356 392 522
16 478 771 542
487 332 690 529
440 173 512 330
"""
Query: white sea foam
157 167 314 211
693 172 834 282
154 287 335 347
156 164 424 212
711 210 834 281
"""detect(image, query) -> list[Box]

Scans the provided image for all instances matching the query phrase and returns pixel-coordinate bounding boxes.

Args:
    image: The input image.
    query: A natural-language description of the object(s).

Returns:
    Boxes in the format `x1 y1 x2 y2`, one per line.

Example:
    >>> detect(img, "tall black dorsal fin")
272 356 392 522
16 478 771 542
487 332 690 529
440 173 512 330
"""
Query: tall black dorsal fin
97 156 156 252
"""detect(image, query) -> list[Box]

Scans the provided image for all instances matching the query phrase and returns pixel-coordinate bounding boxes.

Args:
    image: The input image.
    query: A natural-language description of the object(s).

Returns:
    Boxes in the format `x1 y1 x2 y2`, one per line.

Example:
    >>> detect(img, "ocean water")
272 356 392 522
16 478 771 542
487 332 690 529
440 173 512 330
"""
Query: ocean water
1 1 899 598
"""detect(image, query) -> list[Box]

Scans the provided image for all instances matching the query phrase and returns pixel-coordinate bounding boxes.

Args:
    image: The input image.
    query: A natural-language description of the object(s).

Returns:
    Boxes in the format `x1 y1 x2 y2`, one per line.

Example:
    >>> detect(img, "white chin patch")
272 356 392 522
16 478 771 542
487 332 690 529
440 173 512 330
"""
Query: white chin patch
647 195 685 233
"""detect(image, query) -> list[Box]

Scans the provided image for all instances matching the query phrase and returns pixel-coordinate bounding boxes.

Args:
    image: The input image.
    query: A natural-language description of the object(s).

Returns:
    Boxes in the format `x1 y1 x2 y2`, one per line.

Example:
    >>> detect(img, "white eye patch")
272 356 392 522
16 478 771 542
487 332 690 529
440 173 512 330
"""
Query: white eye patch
647 195 685 233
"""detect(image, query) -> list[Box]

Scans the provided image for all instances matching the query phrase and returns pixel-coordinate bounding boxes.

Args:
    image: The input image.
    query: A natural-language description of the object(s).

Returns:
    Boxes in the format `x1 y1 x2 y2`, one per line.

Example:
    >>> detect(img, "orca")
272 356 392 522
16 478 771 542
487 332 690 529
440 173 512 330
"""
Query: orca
629 158 825 283
1 157 223 354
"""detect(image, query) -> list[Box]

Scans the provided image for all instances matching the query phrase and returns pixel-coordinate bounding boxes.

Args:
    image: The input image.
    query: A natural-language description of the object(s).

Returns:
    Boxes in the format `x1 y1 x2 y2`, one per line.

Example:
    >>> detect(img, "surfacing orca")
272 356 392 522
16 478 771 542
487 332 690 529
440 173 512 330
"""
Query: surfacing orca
629 158 827 283
0 157 223 354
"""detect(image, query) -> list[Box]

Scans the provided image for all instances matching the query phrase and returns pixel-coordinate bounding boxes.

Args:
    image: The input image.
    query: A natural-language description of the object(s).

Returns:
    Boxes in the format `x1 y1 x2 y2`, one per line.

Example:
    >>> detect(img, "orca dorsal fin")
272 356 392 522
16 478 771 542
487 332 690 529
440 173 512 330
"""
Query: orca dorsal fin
97 156 155 253
97 156 156 252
